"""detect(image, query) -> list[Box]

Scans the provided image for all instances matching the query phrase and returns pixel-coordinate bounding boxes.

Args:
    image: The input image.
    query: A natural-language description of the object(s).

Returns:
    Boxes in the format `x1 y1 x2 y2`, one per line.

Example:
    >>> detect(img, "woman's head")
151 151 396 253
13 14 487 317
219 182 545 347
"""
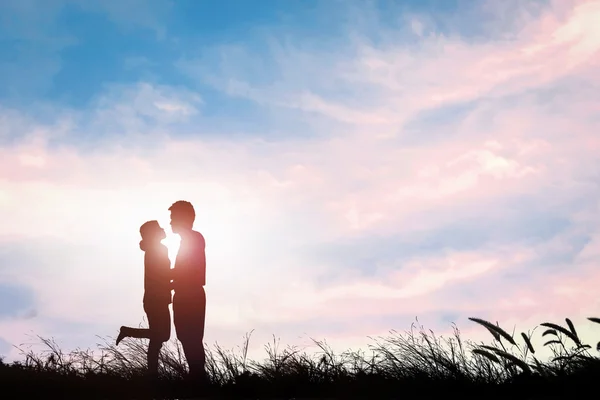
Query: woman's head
139 220 166 241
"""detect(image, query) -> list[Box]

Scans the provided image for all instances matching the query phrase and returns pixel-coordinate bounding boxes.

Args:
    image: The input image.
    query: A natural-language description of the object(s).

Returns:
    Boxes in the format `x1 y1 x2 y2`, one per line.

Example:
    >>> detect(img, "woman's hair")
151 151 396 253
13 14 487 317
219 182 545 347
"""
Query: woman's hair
139 220 161 239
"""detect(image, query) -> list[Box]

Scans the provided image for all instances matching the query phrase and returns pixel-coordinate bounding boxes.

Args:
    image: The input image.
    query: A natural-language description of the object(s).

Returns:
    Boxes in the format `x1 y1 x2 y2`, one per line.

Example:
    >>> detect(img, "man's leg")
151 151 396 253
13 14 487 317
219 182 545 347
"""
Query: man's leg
173 290 207 381
182 337 206 380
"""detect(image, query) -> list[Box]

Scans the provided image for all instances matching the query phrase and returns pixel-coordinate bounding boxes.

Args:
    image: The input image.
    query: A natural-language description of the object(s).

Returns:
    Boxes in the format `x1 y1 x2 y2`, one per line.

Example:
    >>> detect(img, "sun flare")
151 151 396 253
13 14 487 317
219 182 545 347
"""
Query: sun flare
162 234 181 261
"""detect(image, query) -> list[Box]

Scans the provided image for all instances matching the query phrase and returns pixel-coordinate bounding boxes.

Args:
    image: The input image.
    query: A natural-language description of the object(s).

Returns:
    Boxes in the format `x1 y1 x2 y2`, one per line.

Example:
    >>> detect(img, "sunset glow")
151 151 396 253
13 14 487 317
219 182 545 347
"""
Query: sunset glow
161 233 180 262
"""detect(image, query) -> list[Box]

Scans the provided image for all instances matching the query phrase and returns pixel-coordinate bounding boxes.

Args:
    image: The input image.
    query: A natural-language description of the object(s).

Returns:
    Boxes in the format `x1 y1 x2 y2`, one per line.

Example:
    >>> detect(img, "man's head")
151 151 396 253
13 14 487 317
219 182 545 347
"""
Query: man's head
169 200 195 235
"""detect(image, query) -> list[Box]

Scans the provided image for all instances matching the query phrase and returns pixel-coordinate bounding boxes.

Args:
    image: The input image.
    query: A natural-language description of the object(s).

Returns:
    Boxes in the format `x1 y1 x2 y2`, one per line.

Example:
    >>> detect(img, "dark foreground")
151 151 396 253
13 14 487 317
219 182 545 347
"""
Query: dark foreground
2 317 599 399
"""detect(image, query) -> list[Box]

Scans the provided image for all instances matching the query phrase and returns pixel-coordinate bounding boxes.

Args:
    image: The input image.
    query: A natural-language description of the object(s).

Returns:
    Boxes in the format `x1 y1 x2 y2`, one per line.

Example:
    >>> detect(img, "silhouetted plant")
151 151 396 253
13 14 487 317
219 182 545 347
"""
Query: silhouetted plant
2 316 600 399
468 316 600 380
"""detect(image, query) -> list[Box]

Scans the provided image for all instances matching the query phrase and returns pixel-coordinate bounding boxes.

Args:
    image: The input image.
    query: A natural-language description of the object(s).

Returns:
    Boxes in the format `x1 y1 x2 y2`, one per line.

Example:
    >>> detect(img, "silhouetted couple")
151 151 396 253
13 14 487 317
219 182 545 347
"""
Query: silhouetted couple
115 200 207 382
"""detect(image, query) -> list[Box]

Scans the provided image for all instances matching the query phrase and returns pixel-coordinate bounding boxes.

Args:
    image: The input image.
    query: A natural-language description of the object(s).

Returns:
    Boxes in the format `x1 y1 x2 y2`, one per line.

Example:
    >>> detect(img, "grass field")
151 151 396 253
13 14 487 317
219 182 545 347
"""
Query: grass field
1 316 599 399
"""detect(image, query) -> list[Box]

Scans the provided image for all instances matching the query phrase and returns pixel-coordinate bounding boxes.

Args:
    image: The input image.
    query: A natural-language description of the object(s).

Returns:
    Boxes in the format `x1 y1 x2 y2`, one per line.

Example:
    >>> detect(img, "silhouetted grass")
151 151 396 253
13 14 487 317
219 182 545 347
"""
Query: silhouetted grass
1 317 599 399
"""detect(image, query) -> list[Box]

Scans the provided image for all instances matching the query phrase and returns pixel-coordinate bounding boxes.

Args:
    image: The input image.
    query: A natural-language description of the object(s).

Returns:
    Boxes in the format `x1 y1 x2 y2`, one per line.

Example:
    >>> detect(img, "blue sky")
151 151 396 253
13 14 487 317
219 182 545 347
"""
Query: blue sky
0 0 534 110
2 0 355 105
1 0 600 362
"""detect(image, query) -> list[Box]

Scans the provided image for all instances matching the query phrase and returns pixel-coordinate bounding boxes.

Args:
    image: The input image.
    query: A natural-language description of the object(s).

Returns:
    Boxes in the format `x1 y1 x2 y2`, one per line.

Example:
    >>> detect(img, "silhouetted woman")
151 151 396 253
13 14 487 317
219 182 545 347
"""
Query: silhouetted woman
116 220 172 376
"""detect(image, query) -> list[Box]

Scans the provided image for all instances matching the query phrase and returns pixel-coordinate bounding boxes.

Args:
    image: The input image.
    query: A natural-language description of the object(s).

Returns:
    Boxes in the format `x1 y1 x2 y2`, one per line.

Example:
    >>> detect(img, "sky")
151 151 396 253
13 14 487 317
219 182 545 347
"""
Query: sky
1 0 600 363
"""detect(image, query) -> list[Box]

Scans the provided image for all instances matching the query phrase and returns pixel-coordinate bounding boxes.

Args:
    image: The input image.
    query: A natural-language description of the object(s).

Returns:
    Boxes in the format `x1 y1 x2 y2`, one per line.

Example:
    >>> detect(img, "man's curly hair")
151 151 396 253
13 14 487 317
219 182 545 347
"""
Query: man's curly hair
169 200 196 225
169 200 196 222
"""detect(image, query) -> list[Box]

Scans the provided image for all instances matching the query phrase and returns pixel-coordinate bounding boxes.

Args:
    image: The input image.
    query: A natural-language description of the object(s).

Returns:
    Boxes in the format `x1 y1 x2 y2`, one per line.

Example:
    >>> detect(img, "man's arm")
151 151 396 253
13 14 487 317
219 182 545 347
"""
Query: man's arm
193 247 206 287
192 233 206 287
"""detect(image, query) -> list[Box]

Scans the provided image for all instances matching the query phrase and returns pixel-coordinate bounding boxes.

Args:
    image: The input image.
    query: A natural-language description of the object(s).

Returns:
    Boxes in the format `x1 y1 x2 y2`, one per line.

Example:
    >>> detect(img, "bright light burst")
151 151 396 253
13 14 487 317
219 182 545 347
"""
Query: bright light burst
162 233 181 261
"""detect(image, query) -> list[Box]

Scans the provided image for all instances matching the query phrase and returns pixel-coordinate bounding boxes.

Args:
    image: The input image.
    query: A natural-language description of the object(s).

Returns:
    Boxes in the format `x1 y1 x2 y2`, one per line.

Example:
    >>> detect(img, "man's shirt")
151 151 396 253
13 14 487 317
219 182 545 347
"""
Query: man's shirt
173 230 206 296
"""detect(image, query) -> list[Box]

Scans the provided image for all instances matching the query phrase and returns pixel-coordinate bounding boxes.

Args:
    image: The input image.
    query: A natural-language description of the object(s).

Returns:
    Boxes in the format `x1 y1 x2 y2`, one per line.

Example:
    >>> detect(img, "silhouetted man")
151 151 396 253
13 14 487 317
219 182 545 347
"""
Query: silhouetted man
168 200 207 381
